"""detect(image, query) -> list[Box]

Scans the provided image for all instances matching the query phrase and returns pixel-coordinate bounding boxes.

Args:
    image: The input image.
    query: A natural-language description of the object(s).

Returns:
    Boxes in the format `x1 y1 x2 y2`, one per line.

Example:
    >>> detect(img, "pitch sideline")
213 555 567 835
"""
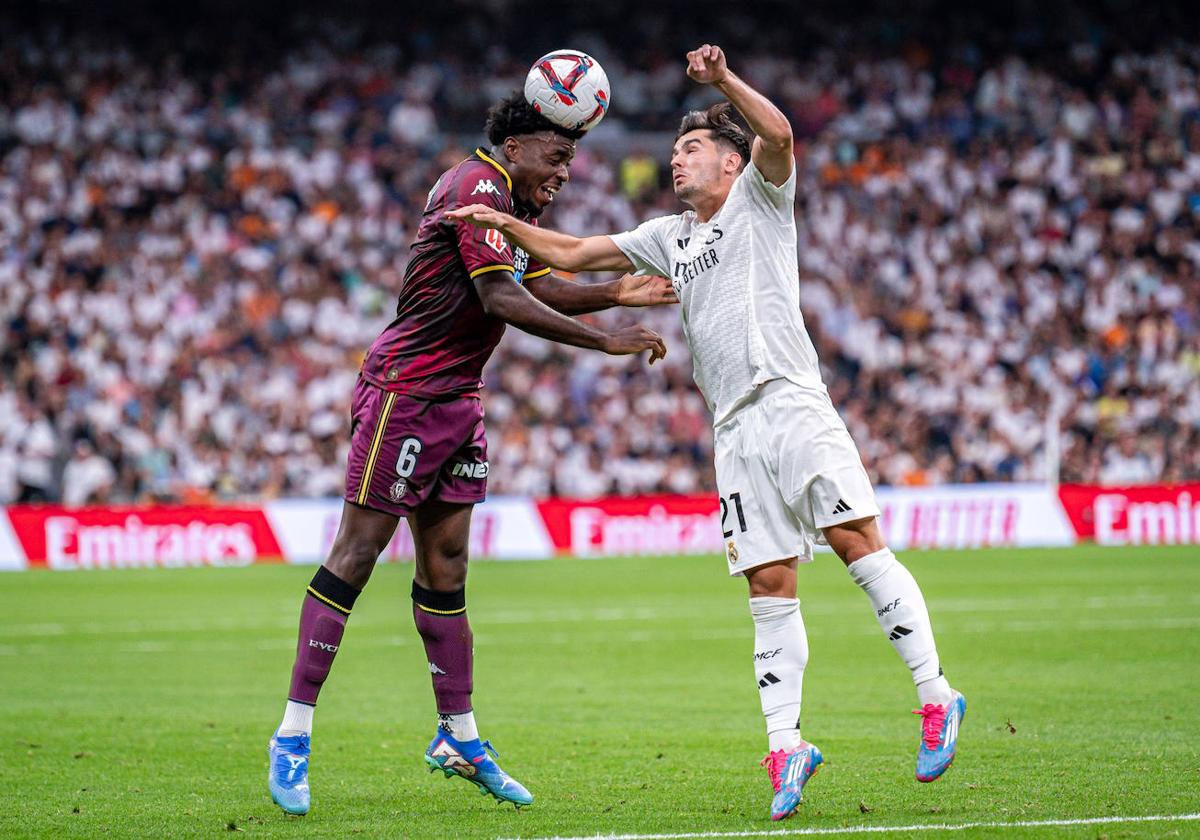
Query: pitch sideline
511 812 1200 840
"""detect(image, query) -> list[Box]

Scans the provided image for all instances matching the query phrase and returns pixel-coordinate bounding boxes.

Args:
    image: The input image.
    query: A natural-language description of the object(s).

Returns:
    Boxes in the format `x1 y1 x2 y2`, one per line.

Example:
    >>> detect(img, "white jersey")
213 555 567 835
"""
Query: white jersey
610 161 823 425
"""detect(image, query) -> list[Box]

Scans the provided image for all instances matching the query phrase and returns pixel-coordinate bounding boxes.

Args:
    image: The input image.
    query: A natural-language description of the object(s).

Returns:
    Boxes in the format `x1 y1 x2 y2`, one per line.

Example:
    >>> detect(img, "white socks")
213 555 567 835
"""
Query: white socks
279 700 314 737
279 703 483 743
750 597 808 753
439 711 479 742
848 547 952 706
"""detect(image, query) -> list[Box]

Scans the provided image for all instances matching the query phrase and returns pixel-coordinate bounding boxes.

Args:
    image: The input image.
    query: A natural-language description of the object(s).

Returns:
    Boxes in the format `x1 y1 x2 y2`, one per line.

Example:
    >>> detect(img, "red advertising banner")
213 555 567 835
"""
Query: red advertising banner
535 495 723 556
6 506 285 569
1057 484 1200 546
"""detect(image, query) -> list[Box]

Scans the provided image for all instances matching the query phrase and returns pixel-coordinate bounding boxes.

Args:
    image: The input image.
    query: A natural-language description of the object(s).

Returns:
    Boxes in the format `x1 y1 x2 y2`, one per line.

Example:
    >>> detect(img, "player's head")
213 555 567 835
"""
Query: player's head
671 103 751 207
485 91 584 215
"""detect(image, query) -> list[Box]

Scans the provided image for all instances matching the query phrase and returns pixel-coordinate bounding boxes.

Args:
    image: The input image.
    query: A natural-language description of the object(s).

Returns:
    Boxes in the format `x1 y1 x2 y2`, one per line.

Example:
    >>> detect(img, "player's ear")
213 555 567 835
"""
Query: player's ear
502 136 522 166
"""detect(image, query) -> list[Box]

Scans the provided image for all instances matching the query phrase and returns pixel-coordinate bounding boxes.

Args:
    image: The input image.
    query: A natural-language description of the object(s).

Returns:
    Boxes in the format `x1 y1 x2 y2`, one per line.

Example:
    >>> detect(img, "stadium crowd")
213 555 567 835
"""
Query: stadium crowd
3 5 1199 504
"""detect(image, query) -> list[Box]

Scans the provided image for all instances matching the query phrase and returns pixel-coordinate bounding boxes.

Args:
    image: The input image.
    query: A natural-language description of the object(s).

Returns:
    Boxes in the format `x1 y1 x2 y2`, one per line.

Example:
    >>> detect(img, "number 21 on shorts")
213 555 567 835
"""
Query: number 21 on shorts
720 491 748 538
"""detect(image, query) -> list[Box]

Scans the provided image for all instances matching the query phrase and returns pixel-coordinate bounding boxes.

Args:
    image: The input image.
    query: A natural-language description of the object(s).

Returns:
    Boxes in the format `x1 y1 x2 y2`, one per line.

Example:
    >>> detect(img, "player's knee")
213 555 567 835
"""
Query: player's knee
825 517 885 565
325 534 385 586
422 547 468 591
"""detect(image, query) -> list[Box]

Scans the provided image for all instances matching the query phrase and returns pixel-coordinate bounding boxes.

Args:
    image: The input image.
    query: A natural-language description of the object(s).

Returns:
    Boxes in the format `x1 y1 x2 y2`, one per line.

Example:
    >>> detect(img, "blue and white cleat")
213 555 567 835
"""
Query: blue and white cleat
268 730 311 815
914 690 966 782
762 741 823 821
424 730 533 809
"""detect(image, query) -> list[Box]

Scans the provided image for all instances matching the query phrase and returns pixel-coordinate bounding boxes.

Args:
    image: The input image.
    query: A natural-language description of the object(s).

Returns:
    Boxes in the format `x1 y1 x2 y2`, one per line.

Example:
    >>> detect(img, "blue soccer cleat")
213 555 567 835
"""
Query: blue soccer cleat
424 730 533 809
761 741 823 821
268 730 311 815
914 690 966 782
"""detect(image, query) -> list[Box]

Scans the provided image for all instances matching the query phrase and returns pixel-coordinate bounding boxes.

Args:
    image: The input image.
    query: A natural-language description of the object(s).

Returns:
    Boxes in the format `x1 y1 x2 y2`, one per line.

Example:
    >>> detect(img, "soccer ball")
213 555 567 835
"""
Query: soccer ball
524 50 611 133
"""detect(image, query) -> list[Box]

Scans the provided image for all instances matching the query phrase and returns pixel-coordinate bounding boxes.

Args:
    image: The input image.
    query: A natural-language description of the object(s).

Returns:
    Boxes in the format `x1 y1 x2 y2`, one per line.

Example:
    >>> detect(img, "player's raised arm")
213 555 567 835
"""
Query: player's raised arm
686 44 793 186
447 205 634 274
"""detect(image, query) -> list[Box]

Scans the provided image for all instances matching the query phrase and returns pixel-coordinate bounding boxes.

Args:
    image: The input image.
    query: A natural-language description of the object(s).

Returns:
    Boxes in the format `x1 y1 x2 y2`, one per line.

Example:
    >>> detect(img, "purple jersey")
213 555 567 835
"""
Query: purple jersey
360 148 550 397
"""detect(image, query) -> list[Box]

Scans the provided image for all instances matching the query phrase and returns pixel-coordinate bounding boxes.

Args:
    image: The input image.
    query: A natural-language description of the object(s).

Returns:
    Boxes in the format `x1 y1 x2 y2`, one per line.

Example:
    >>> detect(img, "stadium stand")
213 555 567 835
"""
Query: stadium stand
2 4 1198 504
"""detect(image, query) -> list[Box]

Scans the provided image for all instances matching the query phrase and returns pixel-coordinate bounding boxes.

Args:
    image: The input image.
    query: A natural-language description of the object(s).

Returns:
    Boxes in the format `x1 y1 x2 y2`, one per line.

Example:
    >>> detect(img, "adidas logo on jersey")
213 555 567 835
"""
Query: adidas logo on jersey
889 624 913 641
831 498 852 515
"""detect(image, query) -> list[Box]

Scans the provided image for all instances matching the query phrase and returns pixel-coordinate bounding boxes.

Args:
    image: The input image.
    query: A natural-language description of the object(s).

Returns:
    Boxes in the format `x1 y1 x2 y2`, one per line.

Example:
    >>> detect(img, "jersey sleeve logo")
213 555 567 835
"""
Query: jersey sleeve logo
484 228 509 255
471 179 501 197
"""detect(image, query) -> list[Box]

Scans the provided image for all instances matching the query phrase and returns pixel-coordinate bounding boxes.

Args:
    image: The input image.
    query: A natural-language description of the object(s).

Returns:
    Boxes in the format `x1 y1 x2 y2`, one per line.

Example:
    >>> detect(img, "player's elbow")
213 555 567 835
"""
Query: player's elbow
476 283 516 320
761 126 793 153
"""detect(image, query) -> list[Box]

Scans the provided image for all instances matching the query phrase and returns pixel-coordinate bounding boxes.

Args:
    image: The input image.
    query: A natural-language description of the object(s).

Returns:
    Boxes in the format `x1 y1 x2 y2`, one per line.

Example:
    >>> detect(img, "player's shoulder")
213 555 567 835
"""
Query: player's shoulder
448 149 514 207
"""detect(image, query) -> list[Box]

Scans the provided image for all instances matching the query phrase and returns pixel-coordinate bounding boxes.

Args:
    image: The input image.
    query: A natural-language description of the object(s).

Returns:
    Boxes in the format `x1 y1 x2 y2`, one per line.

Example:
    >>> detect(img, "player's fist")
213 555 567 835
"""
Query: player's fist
686 44 728 85
446 203 508 230
603 324 667 365
616 274 678 307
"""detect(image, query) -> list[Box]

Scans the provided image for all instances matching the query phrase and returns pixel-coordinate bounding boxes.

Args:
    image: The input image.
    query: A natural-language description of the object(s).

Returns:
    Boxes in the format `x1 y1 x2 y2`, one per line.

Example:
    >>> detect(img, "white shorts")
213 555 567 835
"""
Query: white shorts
713 380 880 575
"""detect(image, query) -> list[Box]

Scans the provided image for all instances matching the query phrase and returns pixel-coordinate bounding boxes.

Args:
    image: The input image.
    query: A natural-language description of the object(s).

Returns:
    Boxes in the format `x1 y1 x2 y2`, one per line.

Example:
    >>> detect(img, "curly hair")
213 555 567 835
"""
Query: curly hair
484 90 586 145
676 103 751 168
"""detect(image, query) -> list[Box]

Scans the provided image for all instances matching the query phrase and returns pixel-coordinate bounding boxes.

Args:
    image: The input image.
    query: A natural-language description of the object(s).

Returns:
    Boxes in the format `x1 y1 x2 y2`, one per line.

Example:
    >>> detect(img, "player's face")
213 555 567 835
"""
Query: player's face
671 130 731 205
509 132 577 213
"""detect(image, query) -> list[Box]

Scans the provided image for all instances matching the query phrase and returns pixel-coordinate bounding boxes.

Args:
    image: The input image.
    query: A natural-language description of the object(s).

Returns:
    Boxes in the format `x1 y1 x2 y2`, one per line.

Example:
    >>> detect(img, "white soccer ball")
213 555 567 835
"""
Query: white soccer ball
524 50 611 133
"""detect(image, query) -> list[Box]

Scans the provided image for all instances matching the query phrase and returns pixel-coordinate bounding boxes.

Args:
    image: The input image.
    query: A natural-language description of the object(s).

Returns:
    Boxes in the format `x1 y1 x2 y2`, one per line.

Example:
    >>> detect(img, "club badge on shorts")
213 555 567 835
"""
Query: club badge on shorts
389 478 408 502
726 539 739 566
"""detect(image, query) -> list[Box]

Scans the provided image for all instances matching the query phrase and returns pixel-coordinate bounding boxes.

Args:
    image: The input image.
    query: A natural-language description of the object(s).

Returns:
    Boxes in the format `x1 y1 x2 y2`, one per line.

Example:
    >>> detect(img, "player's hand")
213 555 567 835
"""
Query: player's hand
615 274 678 307
603 325 667 365
686 44 728 85
445 203 508 230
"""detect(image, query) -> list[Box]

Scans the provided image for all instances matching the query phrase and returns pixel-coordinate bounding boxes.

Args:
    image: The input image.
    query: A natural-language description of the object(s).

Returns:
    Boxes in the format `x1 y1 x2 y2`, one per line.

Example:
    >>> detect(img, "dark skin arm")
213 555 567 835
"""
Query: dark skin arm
524 272 677 316
474 270 667 362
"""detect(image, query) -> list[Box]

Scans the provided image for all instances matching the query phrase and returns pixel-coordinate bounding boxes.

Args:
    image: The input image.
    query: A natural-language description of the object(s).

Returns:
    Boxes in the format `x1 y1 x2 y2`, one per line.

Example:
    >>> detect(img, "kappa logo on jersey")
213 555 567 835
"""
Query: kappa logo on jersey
484 227 509 255
429 661 447 675
471 179 501 197
429 738 477 777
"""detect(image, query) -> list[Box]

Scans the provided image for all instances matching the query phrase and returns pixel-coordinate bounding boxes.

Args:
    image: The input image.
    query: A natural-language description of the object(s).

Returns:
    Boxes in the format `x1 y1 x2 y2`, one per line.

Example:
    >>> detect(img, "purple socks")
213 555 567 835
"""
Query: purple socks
287 566 361 705
412 581 473 715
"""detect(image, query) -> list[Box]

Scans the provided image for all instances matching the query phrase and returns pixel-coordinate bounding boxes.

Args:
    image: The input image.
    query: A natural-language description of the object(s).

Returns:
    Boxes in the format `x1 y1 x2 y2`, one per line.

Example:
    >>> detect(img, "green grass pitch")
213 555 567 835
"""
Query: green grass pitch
1 545 1198 839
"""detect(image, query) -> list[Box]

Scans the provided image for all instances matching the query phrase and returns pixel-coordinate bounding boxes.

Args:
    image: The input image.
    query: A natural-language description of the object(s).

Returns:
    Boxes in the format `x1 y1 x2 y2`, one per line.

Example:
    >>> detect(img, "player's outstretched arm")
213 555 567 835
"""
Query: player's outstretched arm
525 272 677 315
686 44 793 186
447 205 634 273
473 269 666 363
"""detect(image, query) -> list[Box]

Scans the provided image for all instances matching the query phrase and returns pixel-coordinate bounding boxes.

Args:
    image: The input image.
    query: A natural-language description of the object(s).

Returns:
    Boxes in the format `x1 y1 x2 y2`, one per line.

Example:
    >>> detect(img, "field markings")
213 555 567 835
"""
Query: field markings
2 614 1199 657
510 812 1200 840
7 592 1200 640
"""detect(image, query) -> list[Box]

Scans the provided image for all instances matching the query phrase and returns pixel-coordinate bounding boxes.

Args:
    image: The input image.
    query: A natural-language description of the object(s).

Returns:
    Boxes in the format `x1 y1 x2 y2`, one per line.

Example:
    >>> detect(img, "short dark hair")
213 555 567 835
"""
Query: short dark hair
676 103 751 168
485 90 586 146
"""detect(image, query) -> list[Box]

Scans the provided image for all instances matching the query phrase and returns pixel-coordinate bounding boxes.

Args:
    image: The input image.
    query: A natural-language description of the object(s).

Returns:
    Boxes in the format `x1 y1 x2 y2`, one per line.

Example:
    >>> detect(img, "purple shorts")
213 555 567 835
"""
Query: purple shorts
343 378 488 517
